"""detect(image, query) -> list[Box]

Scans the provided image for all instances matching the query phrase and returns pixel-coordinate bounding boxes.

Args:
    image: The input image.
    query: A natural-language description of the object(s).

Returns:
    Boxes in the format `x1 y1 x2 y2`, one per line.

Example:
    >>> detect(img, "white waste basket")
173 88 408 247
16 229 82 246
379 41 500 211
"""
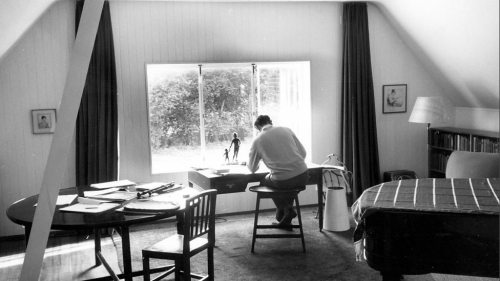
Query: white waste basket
323 186 350 232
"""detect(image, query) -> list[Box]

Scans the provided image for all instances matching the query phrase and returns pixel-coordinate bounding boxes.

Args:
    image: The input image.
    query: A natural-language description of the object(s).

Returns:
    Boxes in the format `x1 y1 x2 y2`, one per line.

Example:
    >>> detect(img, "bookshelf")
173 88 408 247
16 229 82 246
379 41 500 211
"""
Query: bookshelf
428 127 499 178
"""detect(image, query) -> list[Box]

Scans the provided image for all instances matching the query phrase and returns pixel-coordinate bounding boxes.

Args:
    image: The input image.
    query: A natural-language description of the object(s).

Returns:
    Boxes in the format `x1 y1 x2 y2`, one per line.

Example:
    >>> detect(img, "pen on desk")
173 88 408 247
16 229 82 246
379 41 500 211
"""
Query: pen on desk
85 206 98 209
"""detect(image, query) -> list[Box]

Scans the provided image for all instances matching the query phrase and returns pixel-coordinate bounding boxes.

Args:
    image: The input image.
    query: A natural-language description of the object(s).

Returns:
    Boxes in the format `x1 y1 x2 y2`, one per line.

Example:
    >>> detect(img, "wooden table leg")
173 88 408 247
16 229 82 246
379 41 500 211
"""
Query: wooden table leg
24 225 31 247
120 226 133 281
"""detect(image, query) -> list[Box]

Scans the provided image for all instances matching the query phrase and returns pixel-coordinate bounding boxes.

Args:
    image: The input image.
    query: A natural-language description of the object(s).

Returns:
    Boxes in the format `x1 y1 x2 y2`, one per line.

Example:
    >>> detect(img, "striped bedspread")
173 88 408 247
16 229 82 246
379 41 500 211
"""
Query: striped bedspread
352 178 500 244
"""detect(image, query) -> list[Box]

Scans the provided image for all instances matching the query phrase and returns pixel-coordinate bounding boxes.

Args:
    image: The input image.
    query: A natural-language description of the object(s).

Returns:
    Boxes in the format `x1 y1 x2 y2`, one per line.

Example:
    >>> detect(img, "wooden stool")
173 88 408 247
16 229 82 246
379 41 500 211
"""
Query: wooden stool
249 185 306 253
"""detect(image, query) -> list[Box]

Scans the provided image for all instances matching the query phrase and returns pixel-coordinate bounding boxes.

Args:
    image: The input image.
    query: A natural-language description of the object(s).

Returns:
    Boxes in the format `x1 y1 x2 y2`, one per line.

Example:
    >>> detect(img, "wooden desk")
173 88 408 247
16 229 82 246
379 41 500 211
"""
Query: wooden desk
188 163 335 231
7 186 196 281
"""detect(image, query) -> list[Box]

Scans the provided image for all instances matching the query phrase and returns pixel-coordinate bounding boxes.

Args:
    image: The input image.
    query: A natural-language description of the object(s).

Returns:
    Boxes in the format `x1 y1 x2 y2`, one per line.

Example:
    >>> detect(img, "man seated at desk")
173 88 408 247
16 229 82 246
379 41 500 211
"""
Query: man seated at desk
247 115 308 227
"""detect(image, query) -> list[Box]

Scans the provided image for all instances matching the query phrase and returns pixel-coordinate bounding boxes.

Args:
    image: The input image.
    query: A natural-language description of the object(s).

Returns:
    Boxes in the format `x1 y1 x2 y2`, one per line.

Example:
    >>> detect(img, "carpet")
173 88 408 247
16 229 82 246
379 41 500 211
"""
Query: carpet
113 207 436 281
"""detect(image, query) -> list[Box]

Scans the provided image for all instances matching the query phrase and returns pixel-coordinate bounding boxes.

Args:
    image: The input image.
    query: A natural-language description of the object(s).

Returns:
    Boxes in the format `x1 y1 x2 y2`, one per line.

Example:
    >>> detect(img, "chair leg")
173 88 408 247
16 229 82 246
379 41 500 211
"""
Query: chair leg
295 195 306 252
251 194 261 253
208 246 214 281
142 255 150 281
175 259 181 281
183 256 191 281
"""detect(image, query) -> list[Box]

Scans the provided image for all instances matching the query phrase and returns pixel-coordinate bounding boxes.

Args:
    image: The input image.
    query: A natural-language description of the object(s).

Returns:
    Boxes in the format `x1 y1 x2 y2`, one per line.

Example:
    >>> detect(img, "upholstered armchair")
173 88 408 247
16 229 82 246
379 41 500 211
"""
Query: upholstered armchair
445 151 499 178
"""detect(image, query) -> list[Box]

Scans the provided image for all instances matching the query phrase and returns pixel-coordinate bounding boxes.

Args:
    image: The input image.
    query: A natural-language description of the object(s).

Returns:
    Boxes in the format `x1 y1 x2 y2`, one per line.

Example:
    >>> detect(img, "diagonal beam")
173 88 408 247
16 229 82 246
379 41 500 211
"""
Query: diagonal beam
19 1 105 280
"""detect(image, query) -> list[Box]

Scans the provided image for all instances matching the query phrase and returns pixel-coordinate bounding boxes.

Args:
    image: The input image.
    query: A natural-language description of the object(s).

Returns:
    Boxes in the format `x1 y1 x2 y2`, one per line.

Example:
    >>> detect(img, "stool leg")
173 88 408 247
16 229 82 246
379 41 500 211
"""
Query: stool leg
251 194 261 253
295 195 306 252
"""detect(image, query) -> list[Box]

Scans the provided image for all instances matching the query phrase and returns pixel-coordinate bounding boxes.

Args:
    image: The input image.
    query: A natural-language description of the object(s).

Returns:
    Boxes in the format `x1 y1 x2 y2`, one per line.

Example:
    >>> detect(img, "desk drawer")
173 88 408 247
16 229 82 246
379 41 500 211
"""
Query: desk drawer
214 178 249 194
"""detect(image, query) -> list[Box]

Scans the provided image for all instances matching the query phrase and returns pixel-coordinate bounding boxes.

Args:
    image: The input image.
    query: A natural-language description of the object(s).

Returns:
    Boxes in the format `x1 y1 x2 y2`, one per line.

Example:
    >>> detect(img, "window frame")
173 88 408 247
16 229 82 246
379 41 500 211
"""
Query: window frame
145 61 311 174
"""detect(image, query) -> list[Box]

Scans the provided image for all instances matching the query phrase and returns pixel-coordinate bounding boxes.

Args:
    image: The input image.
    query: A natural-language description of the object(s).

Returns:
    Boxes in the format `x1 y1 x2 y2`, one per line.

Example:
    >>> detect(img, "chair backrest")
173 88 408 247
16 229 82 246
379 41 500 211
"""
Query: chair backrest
182 189 217 251
445 151 500 178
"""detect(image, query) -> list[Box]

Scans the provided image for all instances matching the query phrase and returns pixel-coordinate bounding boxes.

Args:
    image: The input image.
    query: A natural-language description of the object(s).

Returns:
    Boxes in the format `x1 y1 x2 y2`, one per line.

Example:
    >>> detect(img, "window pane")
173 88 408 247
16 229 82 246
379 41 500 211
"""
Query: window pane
145 62 310 174
147 65 200 173
258 62 311 160
201 65 253 165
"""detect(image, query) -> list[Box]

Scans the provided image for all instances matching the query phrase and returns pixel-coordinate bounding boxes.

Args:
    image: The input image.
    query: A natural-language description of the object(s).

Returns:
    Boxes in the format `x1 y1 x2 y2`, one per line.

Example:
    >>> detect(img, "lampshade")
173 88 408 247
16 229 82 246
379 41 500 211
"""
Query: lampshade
408 96 452 125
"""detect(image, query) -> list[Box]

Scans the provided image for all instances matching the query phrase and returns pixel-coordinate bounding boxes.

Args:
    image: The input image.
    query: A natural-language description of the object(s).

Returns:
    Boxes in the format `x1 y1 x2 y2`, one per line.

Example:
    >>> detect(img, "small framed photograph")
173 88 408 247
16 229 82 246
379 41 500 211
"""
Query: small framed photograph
31 109 56 134
383 84 407 114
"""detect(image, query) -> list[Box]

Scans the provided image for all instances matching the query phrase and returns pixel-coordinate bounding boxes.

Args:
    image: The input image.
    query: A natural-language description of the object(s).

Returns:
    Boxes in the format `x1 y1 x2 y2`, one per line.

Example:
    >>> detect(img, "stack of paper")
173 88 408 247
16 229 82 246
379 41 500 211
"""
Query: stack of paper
85 190 136 202
90 180 136 189
135 182 167 191
210 166 230 174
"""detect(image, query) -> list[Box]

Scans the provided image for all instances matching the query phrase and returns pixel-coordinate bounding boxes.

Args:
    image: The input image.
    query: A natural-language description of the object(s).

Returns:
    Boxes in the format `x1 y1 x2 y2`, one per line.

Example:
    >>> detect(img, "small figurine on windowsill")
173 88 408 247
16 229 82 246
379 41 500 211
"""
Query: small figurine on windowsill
229 132 241 162
223 148 230 164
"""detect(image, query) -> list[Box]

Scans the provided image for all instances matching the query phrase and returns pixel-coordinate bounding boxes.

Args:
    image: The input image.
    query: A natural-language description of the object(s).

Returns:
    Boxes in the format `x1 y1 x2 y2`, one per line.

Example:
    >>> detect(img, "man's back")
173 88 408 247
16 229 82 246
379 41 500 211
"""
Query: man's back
248 126 307 181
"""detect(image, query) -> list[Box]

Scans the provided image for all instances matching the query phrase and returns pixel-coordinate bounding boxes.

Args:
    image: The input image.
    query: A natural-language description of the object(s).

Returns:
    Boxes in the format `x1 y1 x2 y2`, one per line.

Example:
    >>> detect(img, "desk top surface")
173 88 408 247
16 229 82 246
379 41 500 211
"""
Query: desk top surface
189 162 338 179
7 186 197 230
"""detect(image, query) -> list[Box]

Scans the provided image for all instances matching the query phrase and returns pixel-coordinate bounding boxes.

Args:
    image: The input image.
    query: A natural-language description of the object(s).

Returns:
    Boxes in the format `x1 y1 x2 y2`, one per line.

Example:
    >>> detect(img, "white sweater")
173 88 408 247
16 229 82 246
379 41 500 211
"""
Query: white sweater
247 125 307 181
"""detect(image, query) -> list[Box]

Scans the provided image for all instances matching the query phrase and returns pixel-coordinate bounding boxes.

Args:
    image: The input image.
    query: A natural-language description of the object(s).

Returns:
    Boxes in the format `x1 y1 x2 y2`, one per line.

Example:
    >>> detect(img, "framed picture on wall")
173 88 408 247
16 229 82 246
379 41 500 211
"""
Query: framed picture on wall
31 109 56 134
382 84 407 114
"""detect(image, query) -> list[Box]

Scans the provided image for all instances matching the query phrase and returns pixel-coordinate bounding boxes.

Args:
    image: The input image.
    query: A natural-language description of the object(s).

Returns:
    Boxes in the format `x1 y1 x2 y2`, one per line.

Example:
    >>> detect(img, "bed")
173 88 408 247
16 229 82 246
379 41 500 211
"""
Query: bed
352 178 499 281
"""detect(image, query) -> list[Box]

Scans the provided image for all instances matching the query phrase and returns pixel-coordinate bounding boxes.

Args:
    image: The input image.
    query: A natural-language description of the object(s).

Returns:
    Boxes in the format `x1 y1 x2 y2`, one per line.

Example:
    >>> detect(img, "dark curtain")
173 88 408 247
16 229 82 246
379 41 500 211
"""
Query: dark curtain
75 1 118 186
341 2 380 203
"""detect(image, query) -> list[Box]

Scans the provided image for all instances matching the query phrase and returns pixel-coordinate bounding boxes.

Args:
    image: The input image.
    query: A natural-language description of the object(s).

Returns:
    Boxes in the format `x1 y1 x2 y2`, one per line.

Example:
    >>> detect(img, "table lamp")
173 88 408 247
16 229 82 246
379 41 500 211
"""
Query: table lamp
408 96 451 130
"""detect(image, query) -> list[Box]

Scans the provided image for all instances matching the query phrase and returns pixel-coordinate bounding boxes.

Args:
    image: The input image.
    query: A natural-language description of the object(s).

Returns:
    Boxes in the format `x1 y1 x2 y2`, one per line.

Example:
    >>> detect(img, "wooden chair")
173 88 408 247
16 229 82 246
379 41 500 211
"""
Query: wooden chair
445 151 499 178
142 189 217 281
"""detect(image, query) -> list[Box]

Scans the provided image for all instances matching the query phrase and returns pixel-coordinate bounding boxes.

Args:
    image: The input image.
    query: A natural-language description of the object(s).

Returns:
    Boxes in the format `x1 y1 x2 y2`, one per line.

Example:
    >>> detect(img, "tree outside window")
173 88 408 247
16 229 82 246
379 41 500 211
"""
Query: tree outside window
146 62 310 173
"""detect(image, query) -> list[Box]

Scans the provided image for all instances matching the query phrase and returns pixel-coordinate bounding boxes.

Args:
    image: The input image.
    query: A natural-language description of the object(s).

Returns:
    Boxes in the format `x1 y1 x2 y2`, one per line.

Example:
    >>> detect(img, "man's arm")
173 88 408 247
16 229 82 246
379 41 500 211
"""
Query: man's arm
292 131 307 158
247 143 260 173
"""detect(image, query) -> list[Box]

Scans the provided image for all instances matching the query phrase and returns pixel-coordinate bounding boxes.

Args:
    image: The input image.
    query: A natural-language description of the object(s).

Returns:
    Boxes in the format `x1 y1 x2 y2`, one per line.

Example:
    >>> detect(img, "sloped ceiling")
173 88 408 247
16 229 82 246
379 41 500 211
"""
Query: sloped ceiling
375 0 499 109
0 0 498 109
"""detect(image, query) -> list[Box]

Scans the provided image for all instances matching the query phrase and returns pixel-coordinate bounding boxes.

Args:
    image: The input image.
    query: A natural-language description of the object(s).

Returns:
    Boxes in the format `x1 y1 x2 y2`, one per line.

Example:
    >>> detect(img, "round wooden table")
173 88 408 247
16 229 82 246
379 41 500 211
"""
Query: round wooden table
7 186 183 281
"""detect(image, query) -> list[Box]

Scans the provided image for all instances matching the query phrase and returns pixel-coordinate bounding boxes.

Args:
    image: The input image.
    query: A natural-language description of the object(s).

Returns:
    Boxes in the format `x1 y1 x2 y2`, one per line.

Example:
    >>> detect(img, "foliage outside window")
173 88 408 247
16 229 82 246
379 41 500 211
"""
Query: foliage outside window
146 62 311 173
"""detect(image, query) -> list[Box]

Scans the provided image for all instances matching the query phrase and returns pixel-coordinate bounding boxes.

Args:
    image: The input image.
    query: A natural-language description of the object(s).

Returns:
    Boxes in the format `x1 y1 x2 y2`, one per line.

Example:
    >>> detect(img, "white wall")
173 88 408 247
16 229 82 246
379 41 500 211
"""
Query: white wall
110 1 343 214
369 4 499 179
377 0 499 109
454 107 499 132
1 1 494 237
369 4 450 178
0 0 75 237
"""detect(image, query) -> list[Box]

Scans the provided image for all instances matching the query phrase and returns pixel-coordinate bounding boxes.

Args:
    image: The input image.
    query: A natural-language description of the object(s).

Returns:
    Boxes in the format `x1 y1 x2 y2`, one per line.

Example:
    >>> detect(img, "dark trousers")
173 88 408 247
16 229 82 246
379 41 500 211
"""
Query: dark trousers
260 171 308 210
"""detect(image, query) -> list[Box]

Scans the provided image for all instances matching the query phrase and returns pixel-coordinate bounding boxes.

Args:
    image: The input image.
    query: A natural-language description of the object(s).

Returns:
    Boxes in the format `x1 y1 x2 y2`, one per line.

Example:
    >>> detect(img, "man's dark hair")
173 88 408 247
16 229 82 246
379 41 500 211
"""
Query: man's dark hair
254 115 272 128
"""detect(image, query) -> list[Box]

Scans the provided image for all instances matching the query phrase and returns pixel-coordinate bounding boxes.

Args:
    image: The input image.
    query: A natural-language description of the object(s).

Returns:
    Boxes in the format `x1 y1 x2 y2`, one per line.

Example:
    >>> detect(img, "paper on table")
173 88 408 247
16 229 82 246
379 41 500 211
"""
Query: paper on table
78 197 108 205
135 182 167 191
90 180 136 189
84 188 119 198
59 202 120 214
34 194 78 207
56 195 77 205
85 191 137 202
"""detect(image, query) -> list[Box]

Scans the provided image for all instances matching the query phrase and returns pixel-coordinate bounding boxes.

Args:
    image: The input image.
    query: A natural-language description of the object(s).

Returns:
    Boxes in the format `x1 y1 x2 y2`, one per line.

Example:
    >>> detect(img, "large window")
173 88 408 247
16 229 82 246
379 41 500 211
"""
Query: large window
146 62 311 173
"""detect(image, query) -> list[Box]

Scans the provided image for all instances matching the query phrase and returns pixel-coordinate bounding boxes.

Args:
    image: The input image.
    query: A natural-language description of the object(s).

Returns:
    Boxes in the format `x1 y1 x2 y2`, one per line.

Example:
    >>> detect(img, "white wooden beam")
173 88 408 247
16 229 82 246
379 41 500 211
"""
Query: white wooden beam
19 1 105 280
